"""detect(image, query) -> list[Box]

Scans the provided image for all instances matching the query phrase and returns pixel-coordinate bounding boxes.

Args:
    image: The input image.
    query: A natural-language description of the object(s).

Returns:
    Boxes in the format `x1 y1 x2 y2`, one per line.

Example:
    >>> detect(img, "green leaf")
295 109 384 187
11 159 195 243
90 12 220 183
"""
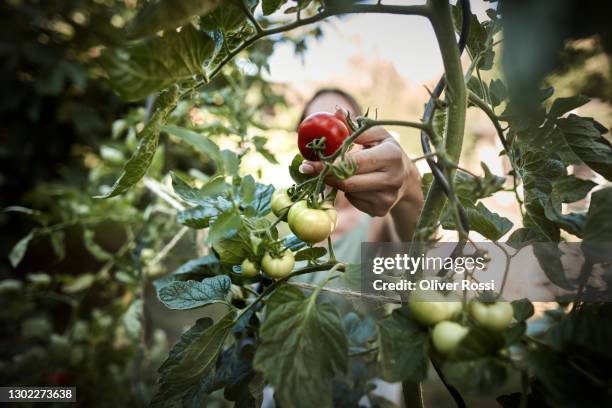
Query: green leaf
100 26 214 101
584 187 612 242
443 357 508 394
253 286 348 408
288 154 312 184
239 175 256 204
95 88 179 198
506 228 540 250
173 255 224 279
9 232 34 268
158 275 231 310
548 95 590 118
262 0 289 15
582 188 612 264
221 150 240 176
154 255 224 294
343 312 376 349
163 125 221 161
122 299 142 339
377 307 429 382
452 326 505 360
512 299 534 322
454 167 505 203
519 151 563 241
550 175 596 204
199 0 256 32
171 172 228 205
468 202 513 241
253 136 279 164
533 244 574 290
152 312 235 406
489 78 507 108
246 183 274 216
177 206 219 228
213 235 249 264
556 114 612 181
524 345 610 406
62 273 96 293
294 247 327 262
126 0 223 39
208 210 242 245
546 304 612 359
49 231 66 261
443 202 512 241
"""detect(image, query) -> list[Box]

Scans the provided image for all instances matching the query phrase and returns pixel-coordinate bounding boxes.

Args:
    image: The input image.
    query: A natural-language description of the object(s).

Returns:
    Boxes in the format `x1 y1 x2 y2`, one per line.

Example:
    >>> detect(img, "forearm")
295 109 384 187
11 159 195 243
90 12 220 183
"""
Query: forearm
390 182 424 242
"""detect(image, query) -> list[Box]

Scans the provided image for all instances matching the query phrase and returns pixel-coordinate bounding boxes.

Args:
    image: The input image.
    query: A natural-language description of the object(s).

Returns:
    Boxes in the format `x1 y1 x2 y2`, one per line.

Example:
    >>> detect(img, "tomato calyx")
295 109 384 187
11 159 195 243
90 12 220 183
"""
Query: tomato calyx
305 137 328 160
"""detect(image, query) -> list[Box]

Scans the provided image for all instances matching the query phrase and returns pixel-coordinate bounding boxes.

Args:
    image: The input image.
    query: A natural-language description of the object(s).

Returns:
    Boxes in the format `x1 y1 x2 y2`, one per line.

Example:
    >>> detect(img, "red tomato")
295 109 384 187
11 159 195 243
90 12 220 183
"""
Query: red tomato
298 112 350 161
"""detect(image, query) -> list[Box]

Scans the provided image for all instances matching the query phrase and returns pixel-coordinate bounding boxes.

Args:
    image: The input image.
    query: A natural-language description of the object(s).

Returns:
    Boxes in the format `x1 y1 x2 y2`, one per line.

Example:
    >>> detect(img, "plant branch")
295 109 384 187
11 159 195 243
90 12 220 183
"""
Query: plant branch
415 0 468 234
237 261 345 319
287 281 399 303
201 4 429 89
150 226 189 266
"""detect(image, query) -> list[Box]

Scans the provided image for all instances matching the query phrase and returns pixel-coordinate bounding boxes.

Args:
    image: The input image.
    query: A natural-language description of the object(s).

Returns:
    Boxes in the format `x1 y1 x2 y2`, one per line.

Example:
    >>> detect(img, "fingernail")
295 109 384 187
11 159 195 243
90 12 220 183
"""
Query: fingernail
299 163 314 174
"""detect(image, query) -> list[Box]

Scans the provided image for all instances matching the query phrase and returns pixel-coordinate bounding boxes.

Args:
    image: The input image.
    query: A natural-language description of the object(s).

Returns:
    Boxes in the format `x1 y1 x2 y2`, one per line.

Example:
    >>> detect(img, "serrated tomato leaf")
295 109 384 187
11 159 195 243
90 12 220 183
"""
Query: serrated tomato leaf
253 286 347 408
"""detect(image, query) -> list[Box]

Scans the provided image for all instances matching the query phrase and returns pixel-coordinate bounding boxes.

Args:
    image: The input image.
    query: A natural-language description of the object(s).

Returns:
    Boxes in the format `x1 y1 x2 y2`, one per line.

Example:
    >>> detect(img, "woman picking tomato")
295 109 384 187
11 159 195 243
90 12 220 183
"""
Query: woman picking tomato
297 89 424 247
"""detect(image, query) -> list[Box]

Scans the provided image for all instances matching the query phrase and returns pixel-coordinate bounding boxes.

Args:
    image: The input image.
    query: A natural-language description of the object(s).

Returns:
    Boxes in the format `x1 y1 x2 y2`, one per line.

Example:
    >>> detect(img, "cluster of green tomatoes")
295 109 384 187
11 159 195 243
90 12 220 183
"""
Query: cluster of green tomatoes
409 278 514 355
239 188 337 280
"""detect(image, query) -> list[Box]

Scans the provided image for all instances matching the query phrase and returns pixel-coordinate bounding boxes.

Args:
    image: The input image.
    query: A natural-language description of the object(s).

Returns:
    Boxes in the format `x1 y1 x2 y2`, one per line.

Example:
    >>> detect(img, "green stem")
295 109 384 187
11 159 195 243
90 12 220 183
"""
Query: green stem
237 261 344 319
415 0 468 234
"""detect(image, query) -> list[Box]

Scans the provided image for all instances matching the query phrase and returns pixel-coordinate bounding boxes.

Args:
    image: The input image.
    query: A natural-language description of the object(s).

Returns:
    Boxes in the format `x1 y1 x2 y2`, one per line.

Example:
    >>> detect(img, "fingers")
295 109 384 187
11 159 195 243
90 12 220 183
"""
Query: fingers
354 125 392 146
349 139 402 174
300 138 402 176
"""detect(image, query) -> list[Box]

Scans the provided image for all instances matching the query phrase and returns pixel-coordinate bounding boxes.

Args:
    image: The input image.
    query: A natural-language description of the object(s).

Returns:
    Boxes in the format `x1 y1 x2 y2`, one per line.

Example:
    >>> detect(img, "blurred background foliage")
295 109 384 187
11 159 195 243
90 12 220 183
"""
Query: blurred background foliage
0 0 611 406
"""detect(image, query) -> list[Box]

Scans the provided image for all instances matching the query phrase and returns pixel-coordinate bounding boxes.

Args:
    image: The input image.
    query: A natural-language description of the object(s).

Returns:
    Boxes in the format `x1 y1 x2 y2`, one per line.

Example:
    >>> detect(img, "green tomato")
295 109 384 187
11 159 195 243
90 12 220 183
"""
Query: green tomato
470 301 514 331
432 321 469 355
261 251 295 279
271 189 293 219
140 248 156 262
287 200 336 244
287 200 308 226
241 259 260 278
409 278 462 326
146 263 165 279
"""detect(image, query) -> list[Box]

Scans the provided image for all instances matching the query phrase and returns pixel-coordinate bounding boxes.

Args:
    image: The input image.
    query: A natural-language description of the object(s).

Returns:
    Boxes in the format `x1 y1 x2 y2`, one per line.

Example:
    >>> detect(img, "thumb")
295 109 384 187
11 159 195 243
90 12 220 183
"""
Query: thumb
299 160 325 175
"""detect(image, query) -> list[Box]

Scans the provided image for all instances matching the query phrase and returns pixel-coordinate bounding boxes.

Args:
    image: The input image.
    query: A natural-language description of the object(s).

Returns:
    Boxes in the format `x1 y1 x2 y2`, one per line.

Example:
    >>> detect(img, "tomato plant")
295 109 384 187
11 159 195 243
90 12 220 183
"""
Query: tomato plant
3 0 612 407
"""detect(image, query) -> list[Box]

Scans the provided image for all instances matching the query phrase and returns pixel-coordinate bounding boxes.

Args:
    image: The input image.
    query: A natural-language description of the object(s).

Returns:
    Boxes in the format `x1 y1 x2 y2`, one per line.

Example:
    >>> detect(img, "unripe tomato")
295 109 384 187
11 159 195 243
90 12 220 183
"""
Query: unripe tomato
287 201 336 244
432 321 469 355
320 201 338 231
261 251 295 279
470 301 514 331
409 279 462 326
298 112 350 161
140 248 156 262
241 259 260 278
271 189 293 219
287 200 308 226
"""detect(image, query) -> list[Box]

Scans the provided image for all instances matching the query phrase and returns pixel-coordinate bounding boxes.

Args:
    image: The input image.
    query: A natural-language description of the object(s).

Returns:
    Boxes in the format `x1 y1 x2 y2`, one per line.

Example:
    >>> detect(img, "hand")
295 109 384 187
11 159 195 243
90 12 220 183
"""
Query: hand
299 121 422 217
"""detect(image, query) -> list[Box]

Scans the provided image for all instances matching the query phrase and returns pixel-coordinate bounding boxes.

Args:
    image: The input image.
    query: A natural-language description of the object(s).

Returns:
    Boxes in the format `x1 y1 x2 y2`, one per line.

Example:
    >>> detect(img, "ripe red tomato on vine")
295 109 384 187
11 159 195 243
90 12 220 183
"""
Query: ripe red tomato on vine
297 112 350 161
